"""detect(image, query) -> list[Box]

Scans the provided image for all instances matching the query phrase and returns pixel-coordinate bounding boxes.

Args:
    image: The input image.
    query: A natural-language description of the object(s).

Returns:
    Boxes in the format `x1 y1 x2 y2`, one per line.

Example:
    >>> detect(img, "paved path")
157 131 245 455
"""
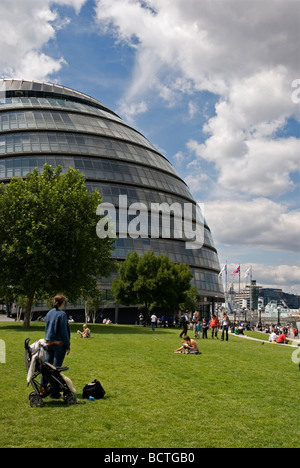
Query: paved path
230 330 300 348
0 315 15 322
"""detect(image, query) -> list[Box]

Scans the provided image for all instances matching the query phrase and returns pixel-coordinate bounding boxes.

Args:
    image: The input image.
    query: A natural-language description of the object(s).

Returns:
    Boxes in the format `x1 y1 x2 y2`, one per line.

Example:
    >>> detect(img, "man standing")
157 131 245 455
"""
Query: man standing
40 294 70 397
151 313 157 332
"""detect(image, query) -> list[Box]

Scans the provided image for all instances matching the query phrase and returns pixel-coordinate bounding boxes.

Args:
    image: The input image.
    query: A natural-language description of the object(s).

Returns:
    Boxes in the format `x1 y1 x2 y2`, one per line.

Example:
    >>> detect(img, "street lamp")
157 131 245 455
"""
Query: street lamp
277 306 281 326
258 307 262 326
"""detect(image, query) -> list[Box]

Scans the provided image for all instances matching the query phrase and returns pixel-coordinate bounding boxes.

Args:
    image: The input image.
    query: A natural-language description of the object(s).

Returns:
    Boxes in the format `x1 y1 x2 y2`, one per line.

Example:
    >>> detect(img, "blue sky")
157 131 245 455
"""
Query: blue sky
1 0 299 295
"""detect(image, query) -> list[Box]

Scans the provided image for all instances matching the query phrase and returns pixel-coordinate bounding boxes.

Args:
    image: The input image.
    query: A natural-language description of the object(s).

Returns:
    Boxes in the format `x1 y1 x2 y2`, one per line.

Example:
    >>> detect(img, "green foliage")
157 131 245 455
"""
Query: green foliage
0 165 114 326
112 250 193 314
84 288 111 324
180 286 201 313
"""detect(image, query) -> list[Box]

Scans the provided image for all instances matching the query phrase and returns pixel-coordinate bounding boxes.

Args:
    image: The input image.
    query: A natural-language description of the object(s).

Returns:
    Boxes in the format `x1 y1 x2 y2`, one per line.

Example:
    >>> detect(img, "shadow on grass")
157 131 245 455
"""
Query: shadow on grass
0 322 178 336
78 324 176 336
0 324 46 333
28 394 111 408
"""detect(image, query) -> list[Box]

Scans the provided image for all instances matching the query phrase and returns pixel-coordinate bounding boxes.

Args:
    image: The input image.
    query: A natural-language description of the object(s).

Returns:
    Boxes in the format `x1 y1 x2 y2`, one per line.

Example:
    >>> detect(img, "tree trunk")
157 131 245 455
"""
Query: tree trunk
22 293 35 328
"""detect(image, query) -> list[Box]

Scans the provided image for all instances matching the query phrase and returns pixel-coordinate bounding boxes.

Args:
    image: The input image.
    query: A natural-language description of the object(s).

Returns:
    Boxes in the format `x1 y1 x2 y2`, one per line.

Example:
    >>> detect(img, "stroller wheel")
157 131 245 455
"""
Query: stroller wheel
64 393 77 406
29 391 44 408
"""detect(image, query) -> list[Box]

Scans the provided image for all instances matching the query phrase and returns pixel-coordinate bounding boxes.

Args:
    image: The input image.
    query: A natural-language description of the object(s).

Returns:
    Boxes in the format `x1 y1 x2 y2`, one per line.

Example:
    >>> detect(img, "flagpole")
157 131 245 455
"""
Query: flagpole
250 266 253 326
225 261 228 297
225 261 228 311
238 264 241 319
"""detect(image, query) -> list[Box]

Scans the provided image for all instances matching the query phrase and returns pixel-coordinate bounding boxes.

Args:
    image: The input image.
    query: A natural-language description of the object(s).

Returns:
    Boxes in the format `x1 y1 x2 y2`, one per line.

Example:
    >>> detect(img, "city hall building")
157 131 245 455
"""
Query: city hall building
0 79 224 322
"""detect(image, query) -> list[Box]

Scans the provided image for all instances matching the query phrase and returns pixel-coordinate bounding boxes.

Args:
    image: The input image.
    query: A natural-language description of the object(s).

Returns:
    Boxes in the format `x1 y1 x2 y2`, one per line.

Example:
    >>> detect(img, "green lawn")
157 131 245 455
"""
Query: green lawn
0 322 299 448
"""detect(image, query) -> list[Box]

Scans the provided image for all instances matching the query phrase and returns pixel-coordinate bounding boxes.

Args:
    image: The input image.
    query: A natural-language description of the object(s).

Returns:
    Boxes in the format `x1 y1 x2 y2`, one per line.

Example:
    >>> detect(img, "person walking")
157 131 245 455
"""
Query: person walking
221 312 230 342
179 311 190 338
40 294 70 397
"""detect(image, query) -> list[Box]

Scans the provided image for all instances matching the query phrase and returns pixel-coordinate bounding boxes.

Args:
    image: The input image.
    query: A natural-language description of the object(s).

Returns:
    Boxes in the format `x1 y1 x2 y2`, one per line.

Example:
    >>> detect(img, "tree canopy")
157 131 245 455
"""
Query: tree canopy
112 250 193 317
0 165 114 327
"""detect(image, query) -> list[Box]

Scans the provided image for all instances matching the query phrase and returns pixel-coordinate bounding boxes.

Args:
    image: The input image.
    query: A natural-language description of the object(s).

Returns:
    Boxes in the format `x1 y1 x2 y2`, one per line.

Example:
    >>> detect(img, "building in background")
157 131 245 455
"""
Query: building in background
0 79 224 322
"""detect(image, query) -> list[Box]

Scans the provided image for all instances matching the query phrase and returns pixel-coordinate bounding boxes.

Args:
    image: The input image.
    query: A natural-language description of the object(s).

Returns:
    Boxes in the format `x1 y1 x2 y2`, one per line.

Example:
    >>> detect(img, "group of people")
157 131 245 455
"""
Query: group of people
178 310 231 342
141 313 177 328
39 295 298 398
265 324 295 345
260 323 298 338
173 311 232 354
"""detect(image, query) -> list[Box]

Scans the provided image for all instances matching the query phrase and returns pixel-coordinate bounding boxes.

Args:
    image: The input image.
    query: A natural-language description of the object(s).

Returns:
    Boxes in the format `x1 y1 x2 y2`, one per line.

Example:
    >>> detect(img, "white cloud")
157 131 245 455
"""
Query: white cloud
258 264 300 292
204 198 300 253
0 0 87 80
224 262 300 295
117 99 148 123
184 173 209 192
94 0 300 198
189 68 300 197
94 0 300 95
53 0 87 14
188 101 199 119
12 52 67 82
188 134 299 197
174 151 185 165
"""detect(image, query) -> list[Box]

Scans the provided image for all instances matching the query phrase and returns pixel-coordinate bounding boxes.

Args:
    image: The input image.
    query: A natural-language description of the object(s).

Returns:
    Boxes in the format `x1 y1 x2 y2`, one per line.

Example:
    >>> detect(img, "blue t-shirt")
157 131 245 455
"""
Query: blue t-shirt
44 308 70 350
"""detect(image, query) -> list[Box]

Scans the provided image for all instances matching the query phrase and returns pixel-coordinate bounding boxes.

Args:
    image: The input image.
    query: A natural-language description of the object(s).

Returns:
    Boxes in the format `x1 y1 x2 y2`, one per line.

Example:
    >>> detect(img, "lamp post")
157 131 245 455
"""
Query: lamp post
277 306 281 326
233 308 237 324
242 307 247 323
258 307 262 327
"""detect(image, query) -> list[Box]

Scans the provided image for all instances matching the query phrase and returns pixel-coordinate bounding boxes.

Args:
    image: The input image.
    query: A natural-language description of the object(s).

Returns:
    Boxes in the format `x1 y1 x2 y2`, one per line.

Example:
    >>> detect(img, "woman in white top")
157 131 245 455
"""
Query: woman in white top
221 312 230 341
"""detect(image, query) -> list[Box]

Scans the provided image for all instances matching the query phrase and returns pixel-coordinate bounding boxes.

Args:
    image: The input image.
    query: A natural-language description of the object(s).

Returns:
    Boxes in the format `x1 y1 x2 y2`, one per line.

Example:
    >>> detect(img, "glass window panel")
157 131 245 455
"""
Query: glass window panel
74 159 84 169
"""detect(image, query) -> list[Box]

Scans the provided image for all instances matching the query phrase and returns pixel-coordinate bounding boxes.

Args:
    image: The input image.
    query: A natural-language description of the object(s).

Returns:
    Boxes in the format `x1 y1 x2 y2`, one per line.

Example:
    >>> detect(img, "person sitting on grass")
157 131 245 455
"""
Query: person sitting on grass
269 331 277 342
276 332 289 344
173 335 201 355
77 324 91 338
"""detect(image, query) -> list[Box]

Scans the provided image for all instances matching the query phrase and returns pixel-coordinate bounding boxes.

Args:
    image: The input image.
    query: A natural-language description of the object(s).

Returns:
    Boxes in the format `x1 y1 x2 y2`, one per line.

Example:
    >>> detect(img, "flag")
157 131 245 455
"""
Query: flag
232 266 240 275
245 266 252 278
218 263 227 277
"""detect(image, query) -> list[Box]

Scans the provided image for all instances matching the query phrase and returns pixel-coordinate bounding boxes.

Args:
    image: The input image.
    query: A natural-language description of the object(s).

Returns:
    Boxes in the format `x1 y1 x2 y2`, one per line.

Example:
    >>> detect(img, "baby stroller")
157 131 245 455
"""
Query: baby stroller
25 338 77 407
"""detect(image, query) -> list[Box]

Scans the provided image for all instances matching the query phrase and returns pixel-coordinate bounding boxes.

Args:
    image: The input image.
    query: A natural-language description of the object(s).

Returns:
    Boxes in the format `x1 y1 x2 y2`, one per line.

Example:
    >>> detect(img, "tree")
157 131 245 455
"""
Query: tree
84 289 115 324
0 165 114 327
112 250 193 319
180 286 201 314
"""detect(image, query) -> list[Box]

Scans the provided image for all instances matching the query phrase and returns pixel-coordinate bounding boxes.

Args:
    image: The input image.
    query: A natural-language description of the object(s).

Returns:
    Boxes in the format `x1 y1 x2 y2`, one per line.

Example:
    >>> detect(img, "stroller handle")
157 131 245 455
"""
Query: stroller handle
25 338 31 350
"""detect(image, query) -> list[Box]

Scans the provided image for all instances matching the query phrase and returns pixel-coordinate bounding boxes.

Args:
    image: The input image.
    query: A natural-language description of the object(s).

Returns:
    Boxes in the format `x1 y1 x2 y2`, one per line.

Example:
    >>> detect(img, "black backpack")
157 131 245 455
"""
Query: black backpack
82 379 106 400
180 314 189 324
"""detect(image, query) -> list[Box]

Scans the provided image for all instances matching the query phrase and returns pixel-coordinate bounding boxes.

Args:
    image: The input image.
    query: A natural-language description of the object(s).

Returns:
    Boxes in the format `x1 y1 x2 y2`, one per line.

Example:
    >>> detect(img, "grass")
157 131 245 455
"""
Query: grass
0 321 299 448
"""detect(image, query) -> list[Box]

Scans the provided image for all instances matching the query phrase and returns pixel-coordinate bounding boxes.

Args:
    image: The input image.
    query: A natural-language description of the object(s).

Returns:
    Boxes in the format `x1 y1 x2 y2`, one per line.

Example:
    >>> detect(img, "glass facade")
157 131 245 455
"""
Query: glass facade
0 79 224 300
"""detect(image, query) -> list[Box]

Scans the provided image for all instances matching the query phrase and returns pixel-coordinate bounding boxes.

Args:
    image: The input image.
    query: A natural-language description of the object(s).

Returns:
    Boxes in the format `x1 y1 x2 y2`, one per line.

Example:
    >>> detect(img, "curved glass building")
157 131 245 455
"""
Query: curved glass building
0 79 223 319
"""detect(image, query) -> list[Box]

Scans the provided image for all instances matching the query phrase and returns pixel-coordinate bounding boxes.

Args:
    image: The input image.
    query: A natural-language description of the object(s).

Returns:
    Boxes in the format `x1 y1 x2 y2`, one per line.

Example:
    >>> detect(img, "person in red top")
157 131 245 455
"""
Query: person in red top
210 314 220 339
277 333 288 344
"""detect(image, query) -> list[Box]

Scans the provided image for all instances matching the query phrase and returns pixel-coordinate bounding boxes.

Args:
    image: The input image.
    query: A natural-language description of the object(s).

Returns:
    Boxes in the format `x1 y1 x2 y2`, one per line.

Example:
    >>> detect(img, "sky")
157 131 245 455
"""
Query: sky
0 0 299 295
